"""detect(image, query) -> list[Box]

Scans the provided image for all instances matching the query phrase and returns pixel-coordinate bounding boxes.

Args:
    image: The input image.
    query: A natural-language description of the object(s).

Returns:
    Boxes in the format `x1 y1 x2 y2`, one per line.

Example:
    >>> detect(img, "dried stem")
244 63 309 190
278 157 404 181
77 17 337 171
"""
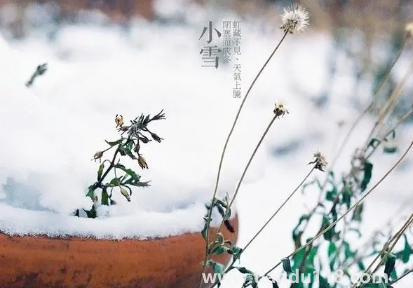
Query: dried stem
208 167 315 288
243 167 315 252
327 34 408 173
199 31 289 288
353 213 413 288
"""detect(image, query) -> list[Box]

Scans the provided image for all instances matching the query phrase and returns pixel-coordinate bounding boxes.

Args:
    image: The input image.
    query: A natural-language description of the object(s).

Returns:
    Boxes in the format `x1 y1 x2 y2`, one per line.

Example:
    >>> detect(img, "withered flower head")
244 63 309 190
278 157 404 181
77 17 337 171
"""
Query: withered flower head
139 135 151 143
309 152 328 172
215 232 225 245
274 101 289 118
137 155 149 169
115 114 124 128
150 132 163 143
120 187 131 202
92 151 104 162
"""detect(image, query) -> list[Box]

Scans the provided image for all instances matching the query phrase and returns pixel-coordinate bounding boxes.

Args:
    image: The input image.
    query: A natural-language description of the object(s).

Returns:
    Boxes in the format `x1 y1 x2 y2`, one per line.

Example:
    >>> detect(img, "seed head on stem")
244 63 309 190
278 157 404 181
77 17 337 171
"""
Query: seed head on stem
280 5 309 34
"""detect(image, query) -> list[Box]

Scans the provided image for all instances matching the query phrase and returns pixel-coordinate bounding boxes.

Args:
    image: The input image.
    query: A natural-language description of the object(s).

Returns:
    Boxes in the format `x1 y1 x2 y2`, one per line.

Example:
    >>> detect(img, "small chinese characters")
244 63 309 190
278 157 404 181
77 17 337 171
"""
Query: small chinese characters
232 21 241 98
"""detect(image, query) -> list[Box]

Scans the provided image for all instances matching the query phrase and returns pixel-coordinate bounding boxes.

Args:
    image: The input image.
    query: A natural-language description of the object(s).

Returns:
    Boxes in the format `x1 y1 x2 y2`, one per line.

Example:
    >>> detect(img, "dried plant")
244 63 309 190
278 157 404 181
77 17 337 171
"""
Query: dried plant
76 110 165 218
198 4 413 288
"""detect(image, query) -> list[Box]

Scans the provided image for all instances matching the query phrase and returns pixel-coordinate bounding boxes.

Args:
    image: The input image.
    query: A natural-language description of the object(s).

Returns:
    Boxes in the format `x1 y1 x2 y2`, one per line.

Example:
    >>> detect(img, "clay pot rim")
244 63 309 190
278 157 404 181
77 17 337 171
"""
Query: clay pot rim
0 213 238 242
0 201 238 241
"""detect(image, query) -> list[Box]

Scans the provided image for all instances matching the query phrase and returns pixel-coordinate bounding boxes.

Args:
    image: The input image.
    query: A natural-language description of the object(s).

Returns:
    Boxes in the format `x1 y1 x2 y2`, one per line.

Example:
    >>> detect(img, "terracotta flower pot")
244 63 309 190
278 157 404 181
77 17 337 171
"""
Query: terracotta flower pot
0 215 238 288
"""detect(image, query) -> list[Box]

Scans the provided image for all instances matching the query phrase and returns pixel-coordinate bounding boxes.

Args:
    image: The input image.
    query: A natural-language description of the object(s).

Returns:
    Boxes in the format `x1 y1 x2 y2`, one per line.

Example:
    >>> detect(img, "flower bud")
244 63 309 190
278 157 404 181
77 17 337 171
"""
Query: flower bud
120 187 131 202
37 63 48 75
274 101 289 118
115 114 124 128
150 132 163 143
138 155 149 169
139 136 150 143
215 232 225 245
93 151 104 162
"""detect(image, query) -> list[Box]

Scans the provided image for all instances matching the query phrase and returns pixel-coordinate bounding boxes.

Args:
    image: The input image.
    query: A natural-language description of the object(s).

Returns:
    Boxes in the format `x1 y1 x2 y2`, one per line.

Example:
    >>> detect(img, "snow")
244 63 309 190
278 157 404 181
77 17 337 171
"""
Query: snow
0 1 412 286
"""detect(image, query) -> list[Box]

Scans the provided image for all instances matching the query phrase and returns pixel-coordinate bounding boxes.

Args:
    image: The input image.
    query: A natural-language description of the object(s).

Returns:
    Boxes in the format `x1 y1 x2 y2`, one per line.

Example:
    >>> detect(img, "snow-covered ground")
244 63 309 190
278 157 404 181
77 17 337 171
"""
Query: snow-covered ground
0 1 412 287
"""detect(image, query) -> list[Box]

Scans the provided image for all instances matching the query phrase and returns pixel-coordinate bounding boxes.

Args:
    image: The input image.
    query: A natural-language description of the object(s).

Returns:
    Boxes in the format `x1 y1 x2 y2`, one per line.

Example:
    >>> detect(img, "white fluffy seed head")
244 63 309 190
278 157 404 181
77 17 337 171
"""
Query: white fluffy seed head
280 5 309 34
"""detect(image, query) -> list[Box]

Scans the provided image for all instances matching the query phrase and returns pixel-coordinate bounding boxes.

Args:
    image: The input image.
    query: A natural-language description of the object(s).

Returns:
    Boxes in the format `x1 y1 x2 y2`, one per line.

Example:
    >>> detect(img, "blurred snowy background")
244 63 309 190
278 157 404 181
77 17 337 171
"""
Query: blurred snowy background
0 0 413 287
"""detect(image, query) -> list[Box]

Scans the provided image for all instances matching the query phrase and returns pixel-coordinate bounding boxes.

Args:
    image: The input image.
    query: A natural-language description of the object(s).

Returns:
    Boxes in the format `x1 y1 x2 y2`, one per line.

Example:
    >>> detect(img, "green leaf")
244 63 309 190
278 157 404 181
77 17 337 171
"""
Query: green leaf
344 241 356 259
401 234 412 263
243 274 258 288
292 248 305 271
119 143 136 160
384 254 396 277
282 258 293 275
236 267 253 274
326 187 337 201
228 246 243 261
97 163 104 181
368 138 381 149
328 242 337 270
109 177 122 186
319 275 330 288
342 188 352 208
390 269 398 281
321 216 335 240
305 246 318 273
328 242 336 258
101 188 109 205
352 203 364 222
206 260 225 287
105 139 123 147
308 270 315 288
115 164 141 182
383 145 397 154
84 206 97 218
206 260 224 275
86 185 95 199
214 198 228 208
201 222 208 241
292 214 310 248
211 246 228 255
358 261 366 271
361 161 373 192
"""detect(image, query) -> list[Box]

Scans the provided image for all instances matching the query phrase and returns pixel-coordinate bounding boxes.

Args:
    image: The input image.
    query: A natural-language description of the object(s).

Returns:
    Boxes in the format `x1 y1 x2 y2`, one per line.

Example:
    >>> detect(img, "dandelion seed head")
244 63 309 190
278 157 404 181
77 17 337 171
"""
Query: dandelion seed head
310 152 328 172
274 100 289 117
280 5 309 34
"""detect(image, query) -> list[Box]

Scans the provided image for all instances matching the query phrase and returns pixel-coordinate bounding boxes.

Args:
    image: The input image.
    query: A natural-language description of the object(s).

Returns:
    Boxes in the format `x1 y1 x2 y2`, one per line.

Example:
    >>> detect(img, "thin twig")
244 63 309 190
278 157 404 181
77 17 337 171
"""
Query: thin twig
328 35 409 173
219 115 278 231
353 214 413 288
243 167 315 252
390 267 413 285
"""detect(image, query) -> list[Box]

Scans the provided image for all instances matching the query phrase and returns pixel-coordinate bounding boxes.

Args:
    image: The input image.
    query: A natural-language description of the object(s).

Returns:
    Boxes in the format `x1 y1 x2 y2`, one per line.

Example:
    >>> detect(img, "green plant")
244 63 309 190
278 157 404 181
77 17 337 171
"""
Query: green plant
75 110 165 218
199 5 413 288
